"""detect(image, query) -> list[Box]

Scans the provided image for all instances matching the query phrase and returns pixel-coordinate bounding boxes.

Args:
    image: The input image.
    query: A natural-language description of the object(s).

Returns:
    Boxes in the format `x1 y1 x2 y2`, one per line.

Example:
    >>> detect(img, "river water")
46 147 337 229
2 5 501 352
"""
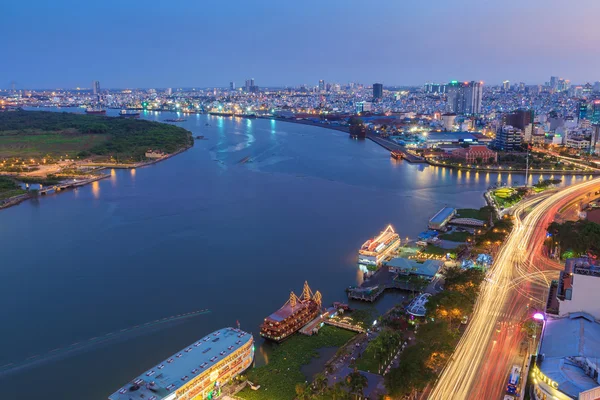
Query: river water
0 108 590 399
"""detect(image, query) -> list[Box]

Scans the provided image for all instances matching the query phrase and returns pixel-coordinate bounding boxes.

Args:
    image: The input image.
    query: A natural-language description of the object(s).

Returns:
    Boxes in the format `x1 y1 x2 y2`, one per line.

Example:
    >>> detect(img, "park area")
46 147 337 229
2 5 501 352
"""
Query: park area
0 176 26 200
237 326 356 400
0 110 193 164
492 187 524 208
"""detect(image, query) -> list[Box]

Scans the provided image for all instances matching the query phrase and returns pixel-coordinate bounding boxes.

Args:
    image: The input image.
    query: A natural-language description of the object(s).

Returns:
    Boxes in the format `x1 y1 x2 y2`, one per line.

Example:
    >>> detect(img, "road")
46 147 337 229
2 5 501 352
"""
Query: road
428 177 600 400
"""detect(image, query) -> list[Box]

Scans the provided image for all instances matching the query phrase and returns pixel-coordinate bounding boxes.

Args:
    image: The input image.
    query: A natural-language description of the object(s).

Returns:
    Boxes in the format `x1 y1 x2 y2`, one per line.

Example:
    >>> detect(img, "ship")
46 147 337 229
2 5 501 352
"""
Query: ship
86 107 106 115
358 225 401 267
391 150 403 160
108 327 254 400
260 281 322 342
119 109 141 118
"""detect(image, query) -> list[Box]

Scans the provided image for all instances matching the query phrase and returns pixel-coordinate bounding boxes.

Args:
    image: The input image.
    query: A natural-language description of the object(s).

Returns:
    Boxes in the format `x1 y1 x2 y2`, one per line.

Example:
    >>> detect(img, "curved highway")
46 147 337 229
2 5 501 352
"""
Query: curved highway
429 178 600 400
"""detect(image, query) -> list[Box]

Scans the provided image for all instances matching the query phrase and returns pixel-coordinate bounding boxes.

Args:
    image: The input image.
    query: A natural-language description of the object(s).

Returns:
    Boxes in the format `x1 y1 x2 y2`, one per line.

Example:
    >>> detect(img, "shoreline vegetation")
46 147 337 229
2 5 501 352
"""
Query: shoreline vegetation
0 110 193 210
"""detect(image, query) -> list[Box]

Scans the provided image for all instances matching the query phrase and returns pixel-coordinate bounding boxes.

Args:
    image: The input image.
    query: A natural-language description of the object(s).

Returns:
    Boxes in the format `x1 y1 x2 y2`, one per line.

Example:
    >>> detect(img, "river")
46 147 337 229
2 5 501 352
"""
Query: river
0 108 590 399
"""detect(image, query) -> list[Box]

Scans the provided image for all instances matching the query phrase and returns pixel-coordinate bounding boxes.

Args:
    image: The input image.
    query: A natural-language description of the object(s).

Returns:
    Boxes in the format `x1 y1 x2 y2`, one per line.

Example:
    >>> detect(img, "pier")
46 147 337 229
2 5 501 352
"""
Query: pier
366 132 427 163
39 174 109 195
346 269 414 302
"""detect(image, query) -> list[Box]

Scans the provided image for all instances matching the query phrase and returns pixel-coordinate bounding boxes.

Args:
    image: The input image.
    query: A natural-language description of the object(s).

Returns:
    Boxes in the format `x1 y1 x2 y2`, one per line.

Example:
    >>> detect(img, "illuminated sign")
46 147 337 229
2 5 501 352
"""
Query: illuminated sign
532 364 559 389
210 370 219 382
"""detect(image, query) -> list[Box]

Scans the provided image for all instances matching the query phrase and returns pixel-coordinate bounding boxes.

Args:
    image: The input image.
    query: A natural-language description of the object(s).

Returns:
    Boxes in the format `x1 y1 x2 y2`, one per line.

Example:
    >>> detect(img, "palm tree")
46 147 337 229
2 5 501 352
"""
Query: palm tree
295 382 311 400
346 368 368 399
329 381 349 400
313 373 328 394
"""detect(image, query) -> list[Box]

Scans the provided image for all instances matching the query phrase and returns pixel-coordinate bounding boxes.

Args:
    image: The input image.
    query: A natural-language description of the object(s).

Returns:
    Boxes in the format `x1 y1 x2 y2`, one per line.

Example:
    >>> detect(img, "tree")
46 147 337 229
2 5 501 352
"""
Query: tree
346 369 368 399
329 381 349 400
295 382 312 400
313 373 328 394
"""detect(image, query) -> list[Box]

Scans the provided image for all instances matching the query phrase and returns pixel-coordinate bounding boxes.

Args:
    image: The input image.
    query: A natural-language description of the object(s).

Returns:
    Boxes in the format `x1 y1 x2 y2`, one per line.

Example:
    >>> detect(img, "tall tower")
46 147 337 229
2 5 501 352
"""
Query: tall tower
373 83 383 100
92 80 100 95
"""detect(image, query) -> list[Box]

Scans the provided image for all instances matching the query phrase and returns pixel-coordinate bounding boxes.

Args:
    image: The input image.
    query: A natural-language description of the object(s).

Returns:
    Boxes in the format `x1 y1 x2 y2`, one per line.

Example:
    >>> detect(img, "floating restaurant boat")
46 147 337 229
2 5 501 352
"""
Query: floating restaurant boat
260 281 322 342
108 327 254 400
391 150 403 159
358 225 401 267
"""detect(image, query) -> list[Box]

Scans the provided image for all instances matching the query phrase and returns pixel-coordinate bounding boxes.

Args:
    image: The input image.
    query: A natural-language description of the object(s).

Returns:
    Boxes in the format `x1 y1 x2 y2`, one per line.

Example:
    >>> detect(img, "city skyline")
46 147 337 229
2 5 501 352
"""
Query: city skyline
3 0 600 89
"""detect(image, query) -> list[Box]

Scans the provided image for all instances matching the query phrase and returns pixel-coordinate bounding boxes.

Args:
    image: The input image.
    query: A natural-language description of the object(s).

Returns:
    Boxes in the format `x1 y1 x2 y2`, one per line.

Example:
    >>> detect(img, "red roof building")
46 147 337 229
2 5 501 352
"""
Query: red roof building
451 145 497 164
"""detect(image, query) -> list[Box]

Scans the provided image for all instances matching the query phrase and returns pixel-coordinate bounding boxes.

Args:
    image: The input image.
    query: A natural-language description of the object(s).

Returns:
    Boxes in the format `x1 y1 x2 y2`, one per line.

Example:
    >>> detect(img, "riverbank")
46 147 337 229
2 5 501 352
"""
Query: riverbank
0 145 192 211
0 173 110 210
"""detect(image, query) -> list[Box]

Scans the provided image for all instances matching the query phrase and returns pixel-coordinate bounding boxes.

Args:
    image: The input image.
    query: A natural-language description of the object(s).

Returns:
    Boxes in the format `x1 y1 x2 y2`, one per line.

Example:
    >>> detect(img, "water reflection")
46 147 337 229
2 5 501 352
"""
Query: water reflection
110 169 117 186
130 168 136 180
91 181 100 199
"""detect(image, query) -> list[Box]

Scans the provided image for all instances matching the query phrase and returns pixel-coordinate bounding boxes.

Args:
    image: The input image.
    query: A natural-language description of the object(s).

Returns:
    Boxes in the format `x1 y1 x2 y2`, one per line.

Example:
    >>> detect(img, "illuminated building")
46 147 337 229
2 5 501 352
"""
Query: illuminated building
592 100 600 124
502 80 510 91
532 313 600 400
355 101 372 114
108 328 254 400
318 79 325 92
494 125 522 152
553 258 600 320
358 225 401 266
260 281 322 342
428 207 456 231
446 81 482 115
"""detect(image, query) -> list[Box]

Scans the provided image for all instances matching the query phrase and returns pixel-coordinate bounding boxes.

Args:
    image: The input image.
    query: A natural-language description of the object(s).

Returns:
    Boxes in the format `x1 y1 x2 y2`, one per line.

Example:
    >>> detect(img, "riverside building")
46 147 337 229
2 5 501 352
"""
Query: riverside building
108 328 254 400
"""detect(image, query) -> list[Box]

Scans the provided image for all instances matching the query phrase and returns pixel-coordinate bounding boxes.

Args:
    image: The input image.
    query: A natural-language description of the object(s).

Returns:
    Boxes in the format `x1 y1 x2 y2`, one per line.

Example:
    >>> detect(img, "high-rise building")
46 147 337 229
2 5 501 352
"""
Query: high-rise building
503 109 534 130
465 81 483 114
446 81 482 115
245 79 257 93
550 76 558 90
318 80 325 92
92 80 100 95
166 87 172 96
578 102 589 121
355 101 372 114
494 125 522 151
502 80 510 91
518 82 525 92
373 83 383 99
592 100 600 123
230 81 235 90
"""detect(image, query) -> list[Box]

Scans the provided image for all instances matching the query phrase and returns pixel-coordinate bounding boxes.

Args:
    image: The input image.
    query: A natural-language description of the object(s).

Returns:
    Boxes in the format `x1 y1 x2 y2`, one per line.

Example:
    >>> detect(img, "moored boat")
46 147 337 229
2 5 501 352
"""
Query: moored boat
260 281 322 342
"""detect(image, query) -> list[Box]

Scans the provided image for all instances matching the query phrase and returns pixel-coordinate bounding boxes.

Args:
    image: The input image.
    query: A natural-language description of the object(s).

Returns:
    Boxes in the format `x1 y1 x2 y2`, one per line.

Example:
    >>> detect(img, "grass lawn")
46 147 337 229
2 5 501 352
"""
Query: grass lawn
237 326 356 400
419 244 454 257
492 188 523 208
455 208 491 221
355 342 382 374
0 132 110 158
439 231 472 242
0 176 27 200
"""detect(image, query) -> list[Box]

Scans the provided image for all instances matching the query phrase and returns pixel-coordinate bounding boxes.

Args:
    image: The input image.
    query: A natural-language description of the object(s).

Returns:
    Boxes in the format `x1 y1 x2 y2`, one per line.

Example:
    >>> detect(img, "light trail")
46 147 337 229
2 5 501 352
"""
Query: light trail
0 309 211 379
429 178 600 400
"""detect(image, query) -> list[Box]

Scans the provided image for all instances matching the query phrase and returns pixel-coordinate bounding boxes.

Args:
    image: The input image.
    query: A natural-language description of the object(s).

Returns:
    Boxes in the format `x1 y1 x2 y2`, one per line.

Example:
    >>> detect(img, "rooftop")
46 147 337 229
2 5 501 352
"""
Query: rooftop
538 313 600 398
429 207 456 225
266 300 313 323
386 257 443 278
426 132 479 142
108 328 253 400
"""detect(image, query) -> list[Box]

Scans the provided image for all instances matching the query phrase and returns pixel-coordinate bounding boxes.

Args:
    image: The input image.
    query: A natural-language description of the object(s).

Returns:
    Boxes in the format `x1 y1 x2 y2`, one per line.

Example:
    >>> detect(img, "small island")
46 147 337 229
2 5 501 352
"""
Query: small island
0 110 193 208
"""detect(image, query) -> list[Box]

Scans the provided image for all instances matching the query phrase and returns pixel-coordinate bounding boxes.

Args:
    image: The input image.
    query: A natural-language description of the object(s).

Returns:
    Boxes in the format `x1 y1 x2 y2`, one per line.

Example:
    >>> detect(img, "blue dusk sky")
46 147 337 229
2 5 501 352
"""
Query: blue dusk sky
1 0 599 89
